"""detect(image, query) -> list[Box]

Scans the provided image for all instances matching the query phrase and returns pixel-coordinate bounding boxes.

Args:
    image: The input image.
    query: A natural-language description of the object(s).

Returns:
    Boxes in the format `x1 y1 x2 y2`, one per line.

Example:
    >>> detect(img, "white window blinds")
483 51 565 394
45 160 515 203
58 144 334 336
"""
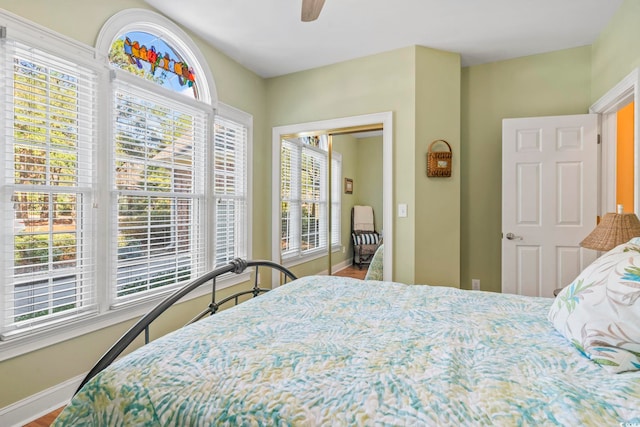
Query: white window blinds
280 140 299 256
0 15 255 349
301 146 327 253
1 39 98 335
281 137 336 259
331 151 342 247
111 80 207 301
213 116 248 266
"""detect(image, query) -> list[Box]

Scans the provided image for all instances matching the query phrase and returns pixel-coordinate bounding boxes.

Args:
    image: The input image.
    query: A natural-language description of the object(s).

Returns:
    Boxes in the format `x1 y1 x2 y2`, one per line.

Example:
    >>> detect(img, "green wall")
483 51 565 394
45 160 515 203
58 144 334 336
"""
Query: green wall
332 134 384 268
332 134 360 267
415 46 461 286
590 0 640 103
355 135 384 232
267 47 420 284
460 46 592 292
267 46 462 286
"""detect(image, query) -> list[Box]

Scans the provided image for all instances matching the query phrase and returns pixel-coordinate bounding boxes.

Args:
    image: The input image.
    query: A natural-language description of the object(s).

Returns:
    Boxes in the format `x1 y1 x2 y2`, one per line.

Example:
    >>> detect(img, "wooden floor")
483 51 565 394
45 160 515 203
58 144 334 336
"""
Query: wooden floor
24 406 64 427
24 265 367 426
333 264 367 279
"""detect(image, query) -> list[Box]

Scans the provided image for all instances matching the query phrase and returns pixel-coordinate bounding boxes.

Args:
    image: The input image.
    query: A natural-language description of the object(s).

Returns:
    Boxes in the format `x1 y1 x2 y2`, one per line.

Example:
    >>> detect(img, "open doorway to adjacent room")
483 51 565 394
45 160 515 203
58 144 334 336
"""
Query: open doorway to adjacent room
590 68 639 216
271 112 393 285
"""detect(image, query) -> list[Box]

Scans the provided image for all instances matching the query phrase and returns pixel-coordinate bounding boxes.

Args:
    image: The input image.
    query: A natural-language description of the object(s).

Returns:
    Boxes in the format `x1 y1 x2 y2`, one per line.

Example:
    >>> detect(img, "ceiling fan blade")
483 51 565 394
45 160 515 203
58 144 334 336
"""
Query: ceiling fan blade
301 0 326 22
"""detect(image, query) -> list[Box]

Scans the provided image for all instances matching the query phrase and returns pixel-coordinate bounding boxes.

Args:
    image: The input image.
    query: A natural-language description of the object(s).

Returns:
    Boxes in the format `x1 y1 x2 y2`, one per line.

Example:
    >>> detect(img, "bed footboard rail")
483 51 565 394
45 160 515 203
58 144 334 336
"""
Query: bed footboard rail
76 258 296 393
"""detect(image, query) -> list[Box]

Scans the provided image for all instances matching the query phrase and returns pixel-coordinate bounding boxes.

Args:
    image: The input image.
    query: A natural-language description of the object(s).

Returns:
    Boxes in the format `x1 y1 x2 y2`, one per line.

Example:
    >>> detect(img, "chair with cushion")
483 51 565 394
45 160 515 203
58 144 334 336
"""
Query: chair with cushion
351 205 382 269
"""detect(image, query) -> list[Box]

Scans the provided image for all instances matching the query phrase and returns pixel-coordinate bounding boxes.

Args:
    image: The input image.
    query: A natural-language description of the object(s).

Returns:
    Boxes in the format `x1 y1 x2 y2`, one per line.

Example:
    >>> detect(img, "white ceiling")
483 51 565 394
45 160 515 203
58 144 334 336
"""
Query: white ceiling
145 0 623 78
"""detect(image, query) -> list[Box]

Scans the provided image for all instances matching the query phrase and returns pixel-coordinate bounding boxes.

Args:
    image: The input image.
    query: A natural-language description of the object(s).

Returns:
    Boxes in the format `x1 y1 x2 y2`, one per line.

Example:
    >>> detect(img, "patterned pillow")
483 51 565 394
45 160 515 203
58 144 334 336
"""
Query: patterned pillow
548 238 640 373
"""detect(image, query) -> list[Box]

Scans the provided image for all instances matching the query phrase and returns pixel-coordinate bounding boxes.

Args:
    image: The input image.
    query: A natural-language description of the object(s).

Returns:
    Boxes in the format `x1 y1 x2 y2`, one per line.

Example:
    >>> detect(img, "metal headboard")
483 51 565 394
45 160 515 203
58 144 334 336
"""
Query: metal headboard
76 258 297 393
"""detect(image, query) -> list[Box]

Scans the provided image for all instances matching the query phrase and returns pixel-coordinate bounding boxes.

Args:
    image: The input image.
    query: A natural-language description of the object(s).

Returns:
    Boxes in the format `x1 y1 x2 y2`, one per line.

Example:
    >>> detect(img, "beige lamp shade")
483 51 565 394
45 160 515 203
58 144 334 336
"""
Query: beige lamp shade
580 212 640 251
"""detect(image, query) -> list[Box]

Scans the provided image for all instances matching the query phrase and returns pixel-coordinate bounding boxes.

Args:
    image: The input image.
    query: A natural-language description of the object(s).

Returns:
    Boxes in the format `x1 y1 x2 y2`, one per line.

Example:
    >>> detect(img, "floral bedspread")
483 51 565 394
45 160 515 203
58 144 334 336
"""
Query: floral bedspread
54 276 640 426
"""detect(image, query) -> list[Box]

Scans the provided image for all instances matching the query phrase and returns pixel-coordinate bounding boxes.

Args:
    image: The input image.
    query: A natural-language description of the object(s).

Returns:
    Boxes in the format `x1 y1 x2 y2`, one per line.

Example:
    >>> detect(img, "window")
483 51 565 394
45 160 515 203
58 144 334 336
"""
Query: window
280 135 340 261
105 19 250 300
213 113 249 266
331 151 342 248
111 79 207 301
1 38 98 335
0 10 250 350
109 31 198 99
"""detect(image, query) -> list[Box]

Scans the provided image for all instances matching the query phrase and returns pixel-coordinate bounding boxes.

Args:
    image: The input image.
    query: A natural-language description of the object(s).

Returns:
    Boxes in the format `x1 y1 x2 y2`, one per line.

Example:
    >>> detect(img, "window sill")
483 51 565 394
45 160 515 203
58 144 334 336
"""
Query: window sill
0 271 250 362
282 246 341 268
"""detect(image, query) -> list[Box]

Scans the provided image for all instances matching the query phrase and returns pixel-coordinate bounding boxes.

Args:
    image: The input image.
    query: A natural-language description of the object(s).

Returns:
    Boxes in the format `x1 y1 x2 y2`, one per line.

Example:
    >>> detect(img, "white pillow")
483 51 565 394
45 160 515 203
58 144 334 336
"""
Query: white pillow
548 238 640 373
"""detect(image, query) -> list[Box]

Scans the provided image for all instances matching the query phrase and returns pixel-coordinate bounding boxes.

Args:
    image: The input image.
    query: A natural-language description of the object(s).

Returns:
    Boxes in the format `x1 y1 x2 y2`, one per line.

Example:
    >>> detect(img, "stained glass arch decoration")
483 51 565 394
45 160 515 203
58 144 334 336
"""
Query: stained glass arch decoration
111 31 197 98
96 9 217 105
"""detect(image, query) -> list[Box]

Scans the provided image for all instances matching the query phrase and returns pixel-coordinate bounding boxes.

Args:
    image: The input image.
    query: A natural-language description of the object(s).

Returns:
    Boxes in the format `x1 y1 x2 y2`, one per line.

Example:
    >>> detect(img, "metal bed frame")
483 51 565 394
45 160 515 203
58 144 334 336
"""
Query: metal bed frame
76 258 297 393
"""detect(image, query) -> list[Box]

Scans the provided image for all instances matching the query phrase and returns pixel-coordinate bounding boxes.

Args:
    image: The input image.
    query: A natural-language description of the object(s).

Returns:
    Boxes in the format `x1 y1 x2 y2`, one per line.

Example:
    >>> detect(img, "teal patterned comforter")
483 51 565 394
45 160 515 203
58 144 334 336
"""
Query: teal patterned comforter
54 276 640 426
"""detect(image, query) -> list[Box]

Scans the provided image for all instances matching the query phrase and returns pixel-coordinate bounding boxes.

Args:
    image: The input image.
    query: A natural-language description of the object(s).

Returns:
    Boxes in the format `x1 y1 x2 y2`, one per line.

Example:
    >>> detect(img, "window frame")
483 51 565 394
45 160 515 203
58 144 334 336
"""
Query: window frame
331 150 342 249
1 49 98 339
0 9 252 362
0 13 104 345
212 104 253 270
279 136 340 266
109 70 211 307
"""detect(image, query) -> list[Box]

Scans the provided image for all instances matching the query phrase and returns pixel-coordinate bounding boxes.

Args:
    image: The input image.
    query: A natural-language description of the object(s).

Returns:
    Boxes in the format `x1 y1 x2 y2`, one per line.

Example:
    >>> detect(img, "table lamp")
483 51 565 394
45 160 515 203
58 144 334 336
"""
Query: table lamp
580 210 640 251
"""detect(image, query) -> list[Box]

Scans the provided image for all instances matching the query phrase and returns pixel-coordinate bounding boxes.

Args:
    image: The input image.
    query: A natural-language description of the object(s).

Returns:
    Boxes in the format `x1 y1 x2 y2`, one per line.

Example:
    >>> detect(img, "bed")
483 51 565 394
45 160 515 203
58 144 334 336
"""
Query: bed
53 250 640 426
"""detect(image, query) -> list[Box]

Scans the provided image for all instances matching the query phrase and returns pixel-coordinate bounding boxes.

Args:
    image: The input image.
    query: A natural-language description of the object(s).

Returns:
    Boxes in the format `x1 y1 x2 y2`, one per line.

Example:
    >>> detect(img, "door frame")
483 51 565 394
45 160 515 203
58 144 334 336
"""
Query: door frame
589 67 640 215
271 111 393 285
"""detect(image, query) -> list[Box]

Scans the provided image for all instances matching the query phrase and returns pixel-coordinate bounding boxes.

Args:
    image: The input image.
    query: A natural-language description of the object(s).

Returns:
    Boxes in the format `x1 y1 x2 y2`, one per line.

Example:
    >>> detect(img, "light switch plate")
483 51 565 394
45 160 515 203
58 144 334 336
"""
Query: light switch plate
398 203 407 218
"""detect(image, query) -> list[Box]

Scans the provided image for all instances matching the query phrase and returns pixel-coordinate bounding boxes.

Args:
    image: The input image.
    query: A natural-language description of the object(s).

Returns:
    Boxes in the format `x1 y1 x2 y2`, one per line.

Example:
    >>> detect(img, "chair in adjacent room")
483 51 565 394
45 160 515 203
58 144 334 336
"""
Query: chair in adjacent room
351 205 382 269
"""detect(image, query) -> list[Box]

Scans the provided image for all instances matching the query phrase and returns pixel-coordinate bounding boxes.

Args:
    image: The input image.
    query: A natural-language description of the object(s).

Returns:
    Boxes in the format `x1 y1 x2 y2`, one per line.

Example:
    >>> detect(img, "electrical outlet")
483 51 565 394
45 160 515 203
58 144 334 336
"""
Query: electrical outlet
472 279 480 291
342 246 346 254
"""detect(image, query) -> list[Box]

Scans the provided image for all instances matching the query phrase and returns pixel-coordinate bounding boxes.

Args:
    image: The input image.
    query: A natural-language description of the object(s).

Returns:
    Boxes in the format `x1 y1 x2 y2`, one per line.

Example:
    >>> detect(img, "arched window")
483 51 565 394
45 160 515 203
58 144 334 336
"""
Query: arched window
110 31 198 99
97 10 249 303
0 8 250 344
96 9 216 105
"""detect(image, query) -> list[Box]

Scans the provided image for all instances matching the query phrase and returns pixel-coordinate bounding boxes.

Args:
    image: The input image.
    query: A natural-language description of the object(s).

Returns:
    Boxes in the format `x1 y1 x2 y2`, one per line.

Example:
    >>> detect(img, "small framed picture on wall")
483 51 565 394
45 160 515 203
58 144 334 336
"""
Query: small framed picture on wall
344 178 353 194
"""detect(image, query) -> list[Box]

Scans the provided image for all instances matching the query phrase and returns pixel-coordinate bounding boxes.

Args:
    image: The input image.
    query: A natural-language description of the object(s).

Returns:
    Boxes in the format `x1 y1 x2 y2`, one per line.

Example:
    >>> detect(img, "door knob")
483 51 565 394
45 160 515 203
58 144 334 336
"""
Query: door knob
505 232 523 240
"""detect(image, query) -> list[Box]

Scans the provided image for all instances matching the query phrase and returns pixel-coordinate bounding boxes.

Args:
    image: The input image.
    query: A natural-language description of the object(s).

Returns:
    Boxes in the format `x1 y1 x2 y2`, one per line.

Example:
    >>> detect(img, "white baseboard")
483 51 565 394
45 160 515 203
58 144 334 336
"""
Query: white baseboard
332 258 354 273
316 258 354 275
0 374 82 427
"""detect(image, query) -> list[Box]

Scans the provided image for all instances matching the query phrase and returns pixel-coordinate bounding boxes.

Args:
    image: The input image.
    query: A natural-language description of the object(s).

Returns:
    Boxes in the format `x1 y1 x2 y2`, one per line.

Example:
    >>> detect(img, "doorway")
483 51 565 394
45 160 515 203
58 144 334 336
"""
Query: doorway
615 101 635 212
590 67 640 216
501 68 640 296
271 112 393 285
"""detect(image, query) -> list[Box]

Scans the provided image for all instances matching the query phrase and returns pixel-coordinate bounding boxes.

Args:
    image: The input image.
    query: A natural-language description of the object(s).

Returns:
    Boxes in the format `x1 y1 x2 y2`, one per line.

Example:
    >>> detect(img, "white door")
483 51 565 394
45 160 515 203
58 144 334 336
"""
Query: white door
502 114 598 297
